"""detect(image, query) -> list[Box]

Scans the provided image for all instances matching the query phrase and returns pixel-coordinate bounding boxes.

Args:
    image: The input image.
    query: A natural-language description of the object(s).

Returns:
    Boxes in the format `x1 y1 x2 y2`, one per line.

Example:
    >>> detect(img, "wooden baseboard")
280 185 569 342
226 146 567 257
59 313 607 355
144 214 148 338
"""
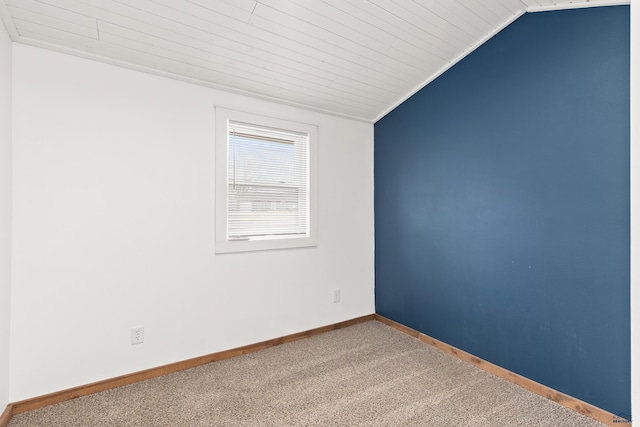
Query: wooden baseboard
9 313 626 426
10 314 375 415
374 314 630 427
0 405 13 427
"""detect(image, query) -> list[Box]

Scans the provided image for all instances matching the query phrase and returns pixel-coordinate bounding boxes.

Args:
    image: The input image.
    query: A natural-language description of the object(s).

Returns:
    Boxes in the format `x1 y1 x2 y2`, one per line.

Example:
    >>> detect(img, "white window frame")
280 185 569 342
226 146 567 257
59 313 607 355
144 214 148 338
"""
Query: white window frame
215 107 318 253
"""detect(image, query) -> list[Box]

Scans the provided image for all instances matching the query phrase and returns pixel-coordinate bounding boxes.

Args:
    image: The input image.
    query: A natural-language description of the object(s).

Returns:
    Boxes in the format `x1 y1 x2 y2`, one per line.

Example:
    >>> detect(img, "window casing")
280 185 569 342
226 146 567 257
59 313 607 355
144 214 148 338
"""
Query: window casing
215 108 317 253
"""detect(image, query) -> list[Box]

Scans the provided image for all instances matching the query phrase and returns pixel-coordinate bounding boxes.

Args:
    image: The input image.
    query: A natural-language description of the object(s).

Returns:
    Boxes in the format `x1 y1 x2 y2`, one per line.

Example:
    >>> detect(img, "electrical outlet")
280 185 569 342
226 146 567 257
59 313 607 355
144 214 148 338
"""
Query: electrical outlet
131 326 144 345
333 289 341 303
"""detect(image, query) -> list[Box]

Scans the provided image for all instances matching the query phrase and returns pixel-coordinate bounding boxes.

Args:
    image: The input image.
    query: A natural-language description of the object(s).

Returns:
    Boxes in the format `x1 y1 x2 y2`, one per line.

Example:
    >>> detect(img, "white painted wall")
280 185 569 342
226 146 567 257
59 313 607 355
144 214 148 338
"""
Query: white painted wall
9 44 374 401
0 19 12 412
631 1 639 424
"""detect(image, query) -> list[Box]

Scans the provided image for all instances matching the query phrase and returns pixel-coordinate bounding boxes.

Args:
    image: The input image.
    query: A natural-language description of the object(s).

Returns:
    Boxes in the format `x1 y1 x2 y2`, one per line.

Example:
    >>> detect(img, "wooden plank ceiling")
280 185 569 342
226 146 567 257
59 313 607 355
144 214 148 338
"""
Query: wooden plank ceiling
0 0 626 122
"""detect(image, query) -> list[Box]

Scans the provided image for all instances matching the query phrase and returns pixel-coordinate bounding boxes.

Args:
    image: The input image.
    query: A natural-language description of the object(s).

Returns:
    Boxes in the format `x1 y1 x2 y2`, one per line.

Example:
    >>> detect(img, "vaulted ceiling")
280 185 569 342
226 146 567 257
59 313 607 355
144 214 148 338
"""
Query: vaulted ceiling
0 0 627 122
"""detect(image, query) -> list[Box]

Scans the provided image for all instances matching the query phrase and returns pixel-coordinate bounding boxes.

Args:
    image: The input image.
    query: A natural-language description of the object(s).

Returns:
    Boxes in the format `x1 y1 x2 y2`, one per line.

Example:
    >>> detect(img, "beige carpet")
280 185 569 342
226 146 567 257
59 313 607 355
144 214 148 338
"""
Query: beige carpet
9 321 606 426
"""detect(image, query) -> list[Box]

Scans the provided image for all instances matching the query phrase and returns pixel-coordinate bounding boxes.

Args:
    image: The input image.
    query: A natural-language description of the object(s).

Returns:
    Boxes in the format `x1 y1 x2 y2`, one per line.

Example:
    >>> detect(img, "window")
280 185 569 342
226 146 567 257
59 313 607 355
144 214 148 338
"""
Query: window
215 108 317 253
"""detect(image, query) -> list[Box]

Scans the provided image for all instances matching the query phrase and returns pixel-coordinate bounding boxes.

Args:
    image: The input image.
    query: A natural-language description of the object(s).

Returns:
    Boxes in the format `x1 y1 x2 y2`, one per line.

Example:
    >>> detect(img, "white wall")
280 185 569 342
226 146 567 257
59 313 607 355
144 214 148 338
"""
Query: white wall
0 19 12 412
631 1 639 424
9 44 374 401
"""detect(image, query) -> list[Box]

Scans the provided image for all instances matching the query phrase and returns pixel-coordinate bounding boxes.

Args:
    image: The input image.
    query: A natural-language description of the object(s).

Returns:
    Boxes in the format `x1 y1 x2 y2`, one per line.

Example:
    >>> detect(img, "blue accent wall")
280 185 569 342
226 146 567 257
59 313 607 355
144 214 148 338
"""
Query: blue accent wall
374 6 630 415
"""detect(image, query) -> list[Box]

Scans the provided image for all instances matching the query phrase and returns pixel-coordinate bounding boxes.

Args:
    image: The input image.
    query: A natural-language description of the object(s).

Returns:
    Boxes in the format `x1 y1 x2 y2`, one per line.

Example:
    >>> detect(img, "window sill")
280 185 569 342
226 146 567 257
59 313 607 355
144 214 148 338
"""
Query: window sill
215 235 317 254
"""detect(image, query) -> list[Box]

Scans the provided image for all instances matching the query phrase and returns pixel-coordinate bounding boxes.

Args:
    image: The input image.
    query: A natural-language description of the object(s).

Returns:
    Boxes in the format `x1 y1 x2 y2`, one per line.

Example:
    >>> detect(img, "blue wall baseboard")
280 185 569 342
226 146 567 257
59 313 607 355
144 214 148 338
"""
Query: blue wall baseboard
374 6 630 415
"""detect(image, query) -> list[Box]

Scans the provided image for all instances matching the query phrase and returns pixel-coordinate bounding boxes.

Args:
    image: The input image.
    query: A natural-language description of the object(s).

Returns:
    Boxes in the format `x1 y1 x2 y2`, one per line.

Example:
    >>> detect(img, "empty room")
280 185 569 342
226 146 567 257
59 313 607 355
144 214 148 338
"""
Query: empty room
0 0 637 426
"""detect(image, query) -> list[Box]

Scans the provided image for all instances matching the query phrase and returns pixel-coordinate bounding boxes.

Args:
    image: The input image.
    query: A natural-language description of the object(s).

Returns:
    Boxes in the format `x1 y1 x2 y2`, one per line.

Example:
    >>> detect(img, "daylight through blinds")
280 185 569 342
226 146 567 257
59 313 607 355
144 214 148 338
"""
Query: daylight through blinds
227 120 309 241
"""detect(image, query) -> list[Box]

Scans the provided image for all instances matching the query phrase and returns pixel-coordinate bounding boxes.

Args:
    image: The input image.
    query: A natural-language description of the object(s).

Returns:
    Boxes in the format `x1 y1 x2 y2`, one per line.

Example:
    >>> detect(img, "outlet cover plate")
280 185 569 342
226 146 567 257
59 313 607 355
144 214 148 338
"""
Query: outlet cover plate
131 326 144 345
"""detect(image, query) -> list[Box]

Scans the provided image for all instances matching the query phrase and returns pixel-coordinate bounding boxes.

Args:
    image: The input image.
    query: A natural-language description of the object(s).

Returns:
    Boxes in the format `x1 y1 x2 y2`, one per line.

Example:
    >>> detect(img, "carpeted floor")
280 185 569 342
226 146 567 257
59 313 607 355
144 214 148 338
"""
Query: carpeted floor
9 321 606 426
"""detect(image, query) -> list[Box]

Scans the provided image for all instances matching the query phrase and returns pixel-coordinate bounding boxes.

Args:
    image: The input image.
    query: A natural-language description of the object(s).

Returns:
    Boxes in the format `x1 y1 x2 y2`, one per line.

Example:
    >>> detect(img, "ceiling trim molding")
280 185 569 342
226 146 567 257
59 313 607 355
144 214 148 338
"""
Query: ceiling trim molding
3 1 630 124
374 10 526 123
12 36 374 124
526 0 630 12
0 0 18 39
374 1 631 123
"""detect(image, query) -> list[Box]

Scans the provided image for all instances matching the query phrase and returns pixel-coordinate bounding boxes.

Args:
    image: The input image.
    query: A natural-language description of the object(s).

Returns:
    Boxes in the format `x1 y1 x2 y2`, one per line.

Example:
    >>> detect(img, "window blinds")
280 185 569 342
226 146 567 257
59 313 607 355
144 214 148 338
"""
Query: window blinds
227 120 309 241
